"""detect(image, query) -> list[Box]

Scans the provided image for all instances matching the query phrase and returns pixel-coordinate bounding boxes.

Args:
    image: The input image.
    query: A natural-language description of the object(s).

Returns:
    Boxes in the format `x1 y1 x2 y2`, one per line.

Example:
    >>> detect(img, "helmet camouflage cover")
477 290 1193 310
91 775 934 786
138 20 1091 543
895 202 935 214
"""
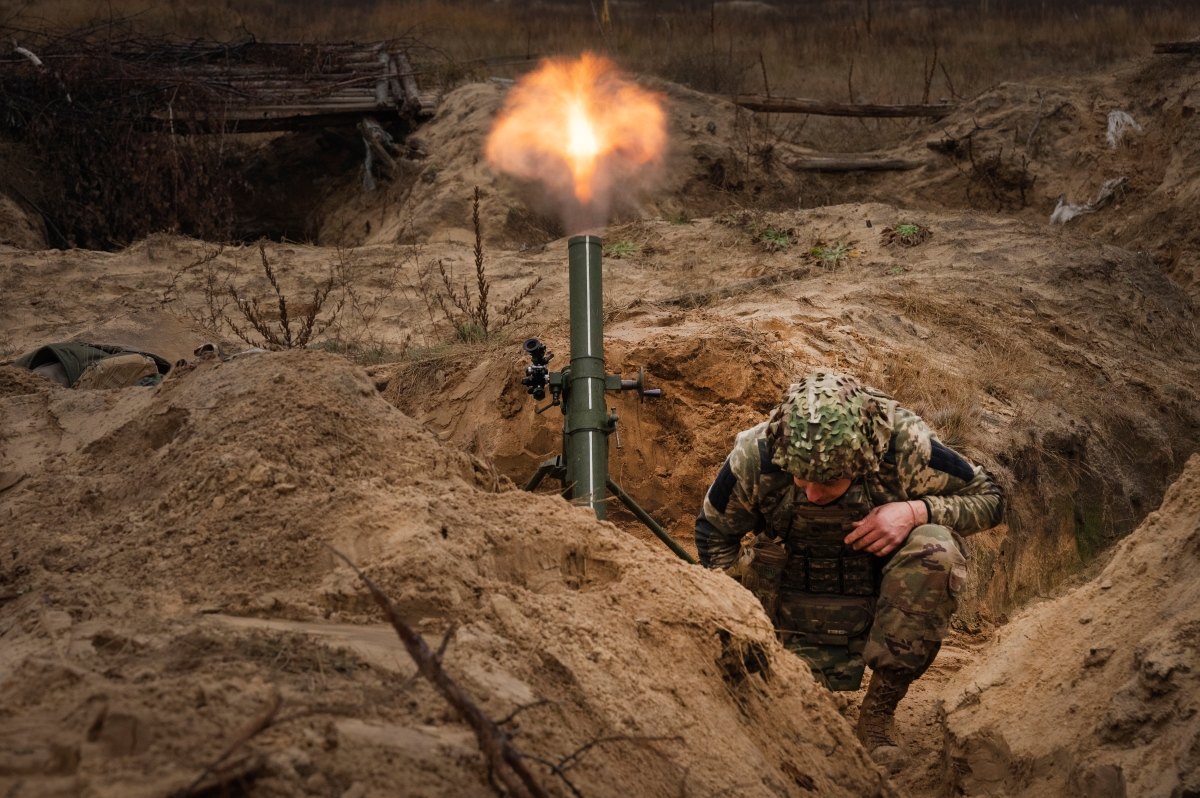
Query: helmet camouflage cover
766 373 898 483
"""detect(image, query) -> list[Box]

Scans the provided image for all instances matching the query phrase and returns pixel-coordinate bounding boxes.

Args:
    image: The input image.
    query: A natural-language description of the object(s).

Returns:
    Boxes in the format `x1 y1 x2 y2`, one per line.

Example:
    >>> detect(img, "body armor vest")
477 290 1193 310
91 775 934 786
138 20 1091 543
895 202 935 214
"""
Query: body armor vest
740 440 880 690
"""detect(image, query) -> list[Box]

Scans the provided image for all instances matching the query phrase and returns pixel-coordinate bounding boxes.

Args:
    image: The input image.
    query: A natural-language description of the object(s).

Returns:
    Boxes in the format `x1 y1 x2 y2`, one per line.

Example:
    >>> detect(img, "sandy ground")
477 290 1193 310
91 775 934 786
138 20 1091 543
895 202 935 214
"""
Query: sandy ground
0 351 893 798
937 454 1200 798
3 50 1200 798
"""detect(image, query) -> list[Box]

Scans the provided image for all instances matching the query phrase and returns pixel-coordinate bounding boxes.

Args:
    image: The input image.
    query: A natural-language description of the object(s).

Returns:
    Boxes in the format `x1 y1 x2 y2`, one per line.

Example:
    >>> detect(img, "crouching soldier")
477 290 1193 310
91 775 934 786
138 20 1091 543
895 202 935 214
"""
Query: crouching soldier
695 373 1002 772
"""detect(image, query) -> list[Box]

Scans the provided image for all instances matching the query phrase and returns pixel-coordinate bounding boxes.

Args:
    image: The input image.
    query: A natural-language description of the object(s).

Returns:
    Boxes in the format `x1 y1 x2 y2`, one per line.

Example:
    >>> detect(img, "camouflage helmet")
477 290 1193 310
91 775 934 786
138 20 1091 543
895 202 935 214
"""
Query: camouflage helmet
765 373 898 483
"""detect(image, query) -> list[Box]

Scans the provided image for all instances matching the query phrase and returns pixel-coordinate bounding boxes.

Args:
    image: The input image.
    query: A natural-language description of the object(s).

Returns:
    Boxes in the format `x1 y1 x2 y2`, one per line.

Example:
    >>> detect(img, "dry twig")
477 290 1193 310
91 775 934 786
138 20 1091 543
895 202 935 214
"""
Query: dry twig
521 735 683 798
324 545 550 798
171 690 281 798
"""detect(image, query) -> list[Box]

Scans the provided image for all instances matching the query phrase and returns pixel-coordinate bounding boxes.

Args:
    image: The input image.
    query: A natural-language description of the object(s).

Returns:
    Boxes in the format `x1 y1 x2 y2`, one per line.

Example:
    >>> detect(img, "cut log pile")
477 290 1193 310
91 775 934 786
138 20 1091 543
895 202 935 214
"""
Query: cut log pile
0 36 442 133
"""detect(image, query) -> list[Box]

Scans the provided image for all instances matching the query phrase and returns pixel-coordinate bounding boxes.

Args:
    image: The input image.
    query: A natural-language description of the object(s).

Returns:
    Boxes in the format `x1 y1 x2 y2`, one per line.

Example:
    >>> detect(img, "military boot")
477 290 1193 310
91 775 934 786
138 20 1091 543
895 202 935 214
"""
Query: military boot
855 668 916 774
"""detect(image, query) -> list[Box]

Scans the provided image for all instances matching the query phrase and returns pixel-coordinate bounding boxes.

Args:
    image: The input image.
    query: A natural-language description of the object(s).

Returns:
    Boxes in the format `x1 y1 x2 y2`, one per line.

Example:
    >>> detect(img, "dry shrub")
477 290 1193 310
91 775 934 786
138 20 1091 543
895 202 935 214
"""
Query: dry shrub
958 136 1037 212
326 248 413 364
225 242 346 351
434 187 540 343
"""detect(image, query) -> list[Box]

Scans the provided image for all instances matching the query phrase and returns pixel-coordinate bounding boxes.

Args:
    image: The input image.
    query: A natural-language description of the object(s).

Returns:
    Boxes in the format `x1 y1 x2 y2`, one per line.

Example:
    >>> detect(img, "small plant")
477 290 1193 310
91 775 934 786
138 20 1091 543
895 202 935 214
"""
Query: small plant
887 266 906 275
604 240 640 258
434 186 541 343
225 242 346 351
760 227 791 251
721 208 794 252
883 223 931 247
809 241 853 266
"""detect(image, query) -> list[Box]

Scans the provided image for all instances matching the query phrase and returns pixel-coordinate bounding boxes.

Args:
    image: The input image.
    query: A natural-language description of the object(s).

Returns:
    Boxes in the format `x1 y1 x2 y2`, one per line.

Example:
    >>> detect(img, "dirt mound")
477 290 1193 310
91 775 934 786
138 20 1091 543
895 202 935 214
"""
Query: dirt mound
718 54 1200 297
0 191 46 250
938 453 1200 798
0 350 890 797
4 201 1199 632
0 364 58 399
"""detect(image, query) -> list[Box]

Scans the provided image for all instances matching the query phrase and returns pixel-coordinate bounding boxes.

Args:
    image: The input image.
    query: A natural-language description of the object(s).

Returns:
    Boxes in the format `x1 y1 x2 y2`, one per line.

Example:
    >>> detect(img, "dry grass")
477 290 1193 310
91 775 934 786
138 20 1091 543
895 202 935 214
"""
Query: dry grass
7 1 1196 112
860 346 984 454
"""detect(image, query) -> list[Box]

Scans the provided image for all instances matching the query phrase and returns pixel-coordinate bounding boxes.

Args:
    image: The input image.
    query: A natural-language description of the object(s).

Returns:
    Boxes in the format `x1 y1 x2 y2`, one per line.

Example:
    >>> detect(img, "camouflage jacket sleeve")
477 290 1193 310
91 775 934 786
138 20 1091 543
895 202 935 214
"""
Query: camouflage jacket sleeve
887 408 1003 535
695 422 767 568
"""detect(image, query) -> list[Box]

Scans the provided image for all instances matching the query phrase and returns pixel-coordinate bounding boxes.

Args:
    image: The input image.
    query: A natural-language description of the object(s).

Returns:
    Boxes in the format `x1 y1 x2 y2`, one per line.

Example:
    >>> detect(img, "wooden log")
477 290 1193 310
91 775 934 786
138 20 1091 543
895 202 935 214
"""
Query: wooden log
393 53 424 115
1154 41 1200 55
158 107 408 133
788 157 924 172
734 95 956 118
358 118 398 174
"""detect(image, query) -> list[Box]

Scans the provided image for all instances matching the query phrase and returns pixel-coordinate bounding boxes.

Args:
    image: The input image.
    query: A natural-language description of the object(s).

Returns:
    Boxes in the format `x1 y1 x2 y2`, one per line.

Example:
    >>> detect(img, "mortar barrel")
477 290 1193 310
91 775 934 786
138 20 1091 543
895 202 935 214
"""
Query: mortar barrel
565 234 609 519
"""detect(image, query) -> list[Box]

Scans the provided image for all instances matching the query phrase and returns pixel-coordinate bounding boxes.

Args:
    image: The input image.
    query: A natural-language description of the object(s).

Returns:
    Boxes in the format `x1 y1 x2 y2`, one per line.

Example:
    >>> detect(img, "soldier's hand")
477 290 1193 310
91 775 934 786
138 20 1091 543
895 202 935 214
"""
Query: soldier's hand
845 501 928 556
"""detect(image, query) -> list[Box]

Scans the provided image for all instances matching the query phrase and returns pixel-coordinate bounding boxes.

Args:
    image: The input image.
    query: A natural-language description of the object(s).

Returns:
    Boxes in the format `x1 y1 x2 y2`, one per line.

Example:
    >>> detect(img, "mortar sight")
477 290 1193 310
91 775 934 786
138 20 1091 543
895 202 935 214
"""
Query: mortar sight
522 337 549 364
520 338 552 401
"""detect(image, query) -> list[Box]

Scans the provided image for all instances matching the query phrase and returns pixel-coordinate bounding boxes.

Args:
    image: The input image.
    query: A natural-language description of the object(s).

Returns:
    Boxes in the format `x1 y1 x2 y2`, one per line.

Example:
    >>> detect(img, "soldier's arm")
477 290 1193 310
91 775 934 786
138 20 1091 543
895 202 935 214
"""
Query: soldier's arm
695 430 764 568
919 463 1003 534
890 411 1003 535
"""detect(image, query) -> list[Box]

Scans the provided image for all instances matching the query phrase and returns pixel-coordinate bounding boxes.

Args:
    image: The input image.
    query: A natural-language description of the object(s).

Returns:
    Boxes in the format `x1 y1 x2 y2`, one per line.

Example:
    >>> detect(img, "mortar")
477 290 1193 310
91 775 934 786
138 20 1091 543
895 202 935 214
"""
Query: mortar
521 236 693 563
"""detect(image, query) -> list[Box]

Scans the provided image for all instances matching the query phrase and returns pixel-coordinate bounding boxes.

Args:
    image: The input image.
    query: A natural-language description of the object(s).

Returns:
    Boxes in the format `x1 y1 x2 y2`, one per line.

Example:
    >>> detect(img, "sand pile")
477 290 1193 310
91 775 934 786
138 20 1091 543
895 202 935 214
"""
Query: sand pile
939 454 1200 798
0 350 890 797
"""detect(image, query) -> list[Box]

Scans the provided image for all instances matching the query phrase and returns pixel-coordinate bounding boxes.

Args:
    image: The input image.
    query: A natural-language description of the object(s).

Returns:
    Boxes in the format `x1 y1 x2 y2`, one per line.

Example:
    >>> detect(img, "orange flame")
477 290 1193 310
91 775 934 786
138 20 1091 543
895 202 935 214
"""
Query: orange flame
485 53 666 226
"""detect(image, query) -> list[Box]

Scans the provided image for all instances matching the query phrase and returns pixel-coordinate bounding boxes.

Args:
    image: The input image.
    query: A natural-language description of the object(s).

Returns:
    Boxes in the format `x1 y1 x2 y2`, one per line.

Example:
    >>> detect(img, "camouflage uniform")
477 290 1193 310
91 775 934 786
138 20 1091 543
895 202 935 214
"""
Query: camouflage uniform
696 374 1002 680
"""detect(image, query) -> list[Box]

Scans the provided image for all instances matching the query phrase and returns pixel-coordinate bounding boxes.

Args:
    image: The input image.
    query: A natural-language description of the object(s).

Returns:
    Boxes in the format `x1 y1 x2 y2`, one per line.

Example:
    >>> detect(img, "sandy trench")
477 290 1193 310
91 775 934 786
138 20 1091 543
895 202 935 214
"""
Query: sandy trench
3 50 1200 798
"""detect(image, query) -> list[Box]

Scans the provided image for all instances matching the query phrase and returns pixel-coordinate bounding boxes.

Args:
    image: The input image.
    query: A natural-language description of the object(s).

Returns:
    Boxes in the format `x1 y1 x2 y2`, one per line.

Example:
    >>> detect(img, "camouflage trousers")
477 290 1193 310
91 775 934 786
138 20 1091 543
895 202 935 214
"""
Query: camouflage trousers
864 523 968 675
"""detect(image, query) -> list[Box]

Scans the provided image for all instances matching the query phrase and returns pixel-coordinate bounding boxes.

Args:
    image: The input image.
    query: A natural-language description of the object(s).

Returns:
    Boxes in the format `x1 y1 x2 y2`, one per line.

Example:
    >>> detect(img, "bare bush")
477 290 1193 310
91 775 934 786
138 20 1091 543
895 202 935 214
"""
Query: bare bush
435 186 540 343
224 242 346 351
327 247 412 363
960 136 1037 212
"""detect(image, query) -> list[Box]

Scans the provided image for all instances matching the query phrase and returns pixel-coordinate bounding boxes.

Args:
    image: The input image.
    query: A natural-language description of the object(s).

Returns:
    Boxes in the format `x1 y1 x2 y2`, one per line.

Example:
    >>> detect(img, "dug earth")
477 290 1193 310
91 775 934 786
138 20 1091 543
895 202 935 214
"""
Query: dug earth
0 352 891 798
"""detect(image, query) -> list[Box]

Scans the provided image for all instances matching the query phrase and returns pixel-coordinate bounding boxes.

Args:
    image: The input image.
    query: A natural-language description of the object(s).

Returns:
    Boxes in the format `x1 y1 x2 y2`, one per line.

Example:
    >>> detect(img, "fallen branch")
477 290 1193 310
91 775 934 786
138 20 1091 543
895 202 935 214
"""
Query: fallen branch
522 735 683 798
325 545 550 798
734 95 956 118
788 157 924 172
171 690 281 798
659 267 809 308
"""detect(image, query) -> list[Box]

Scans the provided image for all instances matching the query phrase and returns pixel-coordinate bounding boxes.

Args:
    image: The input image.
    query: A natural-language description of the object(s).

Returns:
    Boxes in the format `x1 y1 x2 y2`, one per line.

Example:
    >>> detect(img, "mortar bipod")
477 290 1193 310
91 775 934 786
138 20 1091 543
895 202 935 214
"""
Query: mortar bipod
520 336 696 565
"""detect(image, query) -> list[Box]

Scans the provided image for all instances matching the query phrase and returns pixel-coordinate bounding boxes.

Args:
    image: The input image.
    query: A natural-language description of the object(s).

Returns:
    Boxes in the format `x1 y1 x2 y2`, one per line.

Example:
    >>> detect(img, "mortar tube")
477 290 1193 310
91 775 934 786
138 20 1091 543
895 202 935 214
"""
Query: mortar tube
564 234 609 519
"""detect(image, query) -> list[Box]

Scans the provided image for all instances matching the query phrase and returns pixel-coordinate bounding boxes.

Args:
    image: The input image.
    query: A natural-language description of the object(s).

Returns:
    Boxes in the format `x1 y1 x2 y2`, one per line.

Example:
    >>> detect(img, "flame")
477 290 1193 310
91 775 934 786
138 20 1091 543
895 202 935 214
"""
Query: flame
485 53 666 225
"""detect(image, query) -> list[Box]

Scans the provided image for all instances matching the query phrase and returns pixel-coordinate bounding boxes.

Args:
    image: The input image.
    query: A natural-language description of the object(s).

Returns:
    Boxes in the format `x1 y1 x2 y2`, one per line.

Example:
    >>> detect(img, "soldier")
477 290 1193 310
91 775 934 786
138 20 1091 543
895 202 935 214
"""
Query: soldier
695 372 1002 772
